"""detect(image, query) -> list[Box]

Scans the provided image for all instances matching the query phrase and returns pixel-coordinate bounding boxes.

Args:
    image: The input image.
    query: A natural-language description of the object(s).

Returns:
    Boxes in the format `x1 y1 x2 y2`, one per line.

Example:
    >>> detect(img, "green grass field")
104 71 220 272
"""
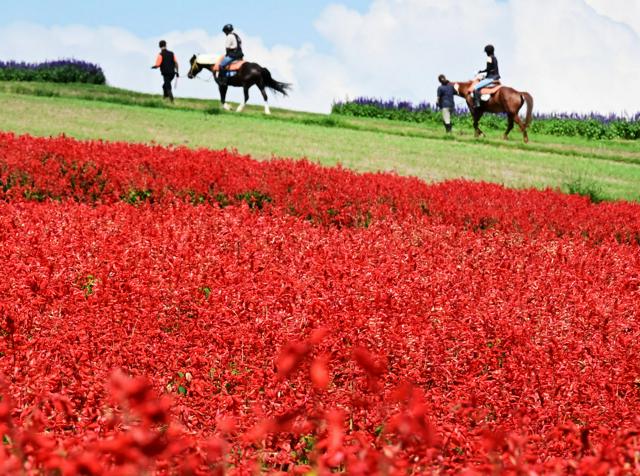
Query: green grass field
1 81 639 202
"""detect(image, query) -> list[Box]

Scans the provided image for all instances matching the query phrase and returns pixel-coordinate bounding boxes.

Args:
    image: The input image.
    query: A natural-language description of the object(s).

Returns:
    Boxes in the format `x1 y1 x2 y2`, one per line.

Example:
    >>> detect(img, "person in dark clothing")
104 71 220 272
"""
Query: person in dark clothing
473 44 501 108
152 40 179 102
437 74 455 133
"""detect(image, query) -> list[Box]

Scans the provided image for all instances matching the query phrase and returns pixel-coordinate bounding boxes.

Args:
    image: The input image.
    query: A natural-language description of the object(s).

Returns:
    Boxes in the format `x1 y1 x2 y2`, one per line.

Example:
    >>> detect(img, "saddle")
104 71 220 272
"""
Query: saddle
212 55 246 72
471 79 503 101
194 54 246 72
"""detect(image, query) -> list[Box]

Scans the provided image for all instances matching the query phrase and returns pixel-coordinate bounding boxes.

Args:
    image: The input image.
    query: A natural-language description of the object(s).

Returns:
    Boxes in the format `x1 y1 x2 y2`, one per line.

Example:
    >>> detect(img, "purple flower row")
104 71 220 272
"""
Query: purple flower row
348 97 465 114
532 110 640 125
338 97 640 124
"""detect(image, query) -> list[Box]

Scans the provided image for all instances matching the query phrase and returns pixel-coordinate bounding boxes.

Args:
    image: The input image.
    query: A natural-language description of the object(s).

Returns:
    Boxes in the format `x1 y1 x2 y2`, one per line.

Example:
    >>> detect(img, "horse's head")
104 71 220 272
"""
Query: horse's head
452 78 478 98
452 81 474 97
187 54 204 79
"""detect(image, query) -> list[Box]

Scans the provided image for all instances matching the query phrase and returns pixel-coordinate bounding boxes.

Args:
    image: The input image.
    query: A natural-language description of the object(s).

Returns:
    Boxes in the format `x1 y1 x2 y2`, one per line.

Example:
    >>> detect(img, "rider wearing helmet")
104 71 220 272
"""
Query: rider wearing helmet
473 44 501 108
218 24 244 85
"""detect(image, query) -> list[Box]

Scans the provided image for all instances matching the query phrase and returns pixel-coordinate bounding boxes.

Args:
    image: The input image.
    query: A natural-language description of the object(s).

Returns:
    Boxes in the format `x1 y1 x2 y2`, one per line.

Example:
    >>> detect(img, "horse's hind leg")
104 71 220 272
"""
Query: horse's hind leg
514 115 529 143
504 114 515 140
237 86 249 112
257 84 271 115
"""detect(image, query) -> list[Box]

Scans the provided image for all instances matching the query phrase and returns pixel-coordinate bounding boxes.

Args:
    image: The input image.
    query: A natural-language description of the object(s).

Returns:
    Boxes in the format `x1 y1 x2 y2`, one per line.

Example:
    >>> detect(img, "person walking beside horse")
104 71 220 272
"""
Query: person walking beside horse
437 74 456 133
151 40 179 102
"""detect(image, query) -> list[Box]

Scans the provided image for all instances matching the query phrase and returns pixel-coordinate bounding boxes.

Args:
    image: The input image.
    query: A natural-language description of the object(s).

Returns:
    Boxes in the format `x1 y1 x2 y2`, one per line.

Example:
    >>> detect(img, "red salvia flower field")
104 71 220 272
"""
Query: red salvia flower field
0 132 639 474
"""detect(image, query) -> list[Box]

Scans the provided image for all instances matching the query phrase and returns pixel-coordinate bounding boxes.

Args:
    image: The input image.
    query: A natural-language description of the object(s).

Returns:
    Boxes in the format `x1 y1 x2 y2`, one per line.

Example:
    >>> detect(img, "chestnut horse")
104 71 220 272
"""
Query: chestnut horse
453 80 534 143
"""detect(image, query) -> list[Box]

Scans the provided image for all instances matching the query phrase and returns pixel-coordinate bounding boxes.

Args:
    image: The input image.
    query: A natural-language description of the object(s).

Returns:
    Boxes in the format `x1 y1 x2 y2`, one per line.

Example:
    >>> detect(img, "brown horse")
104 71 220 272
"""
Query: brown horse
453 80 534 142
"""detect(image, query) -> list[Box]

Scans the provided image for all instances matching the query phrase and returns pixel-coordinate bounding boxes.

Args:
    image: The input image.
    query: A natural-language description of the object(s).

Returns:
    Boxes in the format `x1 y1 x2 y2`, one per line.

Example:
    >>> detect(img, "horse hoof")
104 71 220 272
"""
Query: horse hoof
222 103 232 111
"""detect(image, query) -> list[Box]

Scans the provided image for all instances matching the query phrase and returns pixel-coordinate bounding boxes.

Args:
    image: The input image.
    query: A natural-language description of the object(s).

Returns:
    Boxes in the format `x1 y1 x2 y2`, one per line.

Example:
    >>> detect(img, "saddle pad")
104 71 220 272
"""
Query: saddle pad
195 54 246 71
480 84 503 95
213 55 246 72
195 54 217 65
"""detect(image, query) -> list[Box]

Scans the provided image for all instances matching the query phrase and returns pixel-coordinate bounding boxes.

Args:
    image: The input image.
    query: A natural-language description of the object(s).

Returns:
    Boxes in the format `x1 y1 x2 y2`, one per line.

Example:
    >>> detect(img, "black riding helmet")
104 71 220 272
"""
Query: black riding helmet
484 44 495 55
223 24 234 34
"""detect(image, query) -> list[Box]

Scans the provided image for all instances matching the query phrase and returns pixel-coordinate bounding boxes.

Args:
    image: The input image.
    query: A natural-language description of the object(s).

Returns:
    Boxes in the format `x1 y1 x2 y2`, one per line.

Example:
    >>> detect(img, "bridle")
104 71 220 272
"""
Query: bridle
188 59 200 78
189 58 217 83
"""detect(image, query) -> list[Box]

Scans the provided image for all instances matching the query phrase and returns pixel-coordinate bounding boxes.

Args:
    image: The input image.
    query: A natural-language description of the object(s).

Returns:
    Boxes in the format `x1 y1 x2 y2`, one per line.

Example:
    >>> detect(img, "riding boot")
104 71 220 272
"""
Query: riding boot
218 68 228 85
473 90 482 109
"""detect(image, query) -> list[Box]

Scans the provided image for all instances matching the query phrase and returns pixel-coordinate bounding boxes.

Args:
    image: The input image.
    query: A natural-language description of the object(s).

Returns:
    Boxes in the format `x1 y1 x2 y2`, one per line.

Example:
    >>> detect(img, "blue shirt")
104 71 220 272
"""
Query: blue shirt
437 83 455 109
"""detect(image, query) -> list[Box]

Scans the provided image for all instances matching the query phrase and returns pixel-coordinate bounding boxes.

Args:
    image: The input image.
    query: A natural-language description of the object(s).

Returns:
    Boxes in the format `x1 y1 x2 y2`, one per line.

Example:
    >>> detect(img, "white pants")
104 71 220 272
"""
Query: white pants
442 107 452 125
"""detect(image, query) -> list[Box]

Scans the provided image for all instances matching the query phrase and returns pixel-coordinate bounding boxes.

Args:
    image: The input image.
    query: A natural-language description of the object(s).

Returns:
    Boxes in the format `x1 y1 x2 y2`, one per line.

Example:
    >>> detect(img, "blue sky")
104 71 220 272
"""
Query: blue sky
1 0 371 53
1 0 639 114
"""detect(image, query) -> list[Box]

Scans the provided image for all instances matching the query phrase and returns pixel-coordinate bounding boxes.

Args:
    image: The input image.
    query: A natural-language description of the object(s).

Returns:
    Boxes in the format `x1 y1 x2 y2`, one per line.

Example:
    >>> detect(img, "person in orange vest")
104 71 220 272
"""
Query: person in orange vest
151 40 179 102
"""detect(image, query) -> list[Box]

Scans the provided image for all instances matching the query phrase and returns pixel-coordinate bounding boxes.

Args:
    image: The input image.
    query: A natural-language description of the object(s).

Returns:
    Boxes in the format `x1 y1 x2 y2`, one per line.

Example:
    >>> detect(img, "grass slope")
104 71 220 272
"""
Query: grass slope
1 81 639 202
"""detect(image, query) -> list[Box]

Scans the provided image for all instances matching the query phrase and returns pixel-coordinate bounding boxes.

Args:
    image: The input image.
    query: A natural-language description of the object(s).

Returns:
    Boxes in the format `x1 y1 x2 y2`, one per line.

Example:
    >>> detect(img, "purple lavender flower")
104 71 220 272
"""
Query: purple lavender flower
334 97 639 126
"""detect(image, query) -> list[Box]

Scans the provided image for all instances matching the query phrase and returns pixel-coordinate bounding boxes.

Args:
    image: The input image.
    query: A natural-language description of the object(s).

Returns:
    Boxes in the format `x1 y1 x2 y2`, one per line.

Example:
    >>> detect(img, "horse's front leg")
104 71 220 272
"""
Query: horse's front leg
473 110 485 138
237 86 249 112
219 85 232 111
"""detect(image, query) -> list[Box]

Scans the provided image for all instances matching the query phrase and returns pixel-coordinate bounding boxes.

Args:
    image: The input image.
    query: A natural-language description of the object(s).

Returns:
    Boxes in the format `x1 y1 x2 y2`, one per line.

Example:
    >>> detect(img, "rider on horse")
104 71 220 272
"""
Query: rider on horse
473 44 500 109
218 24 244 85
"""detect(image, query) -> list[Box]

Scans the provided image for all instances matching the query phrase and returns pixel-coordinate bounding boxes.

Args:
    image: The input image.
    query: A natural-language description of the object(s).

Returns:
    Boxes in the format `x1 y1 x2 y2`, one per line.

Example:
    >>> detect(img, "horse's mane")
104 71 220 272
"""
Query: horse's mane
196 54 218 65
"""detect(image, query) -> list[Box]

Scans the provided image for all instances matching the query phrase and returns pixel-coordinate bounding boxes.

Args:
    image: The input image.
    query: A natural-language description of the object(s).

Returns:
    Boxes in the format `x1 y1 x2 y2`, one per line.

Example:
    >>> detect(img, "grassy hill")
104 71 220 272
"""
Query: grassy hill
1 81 639 202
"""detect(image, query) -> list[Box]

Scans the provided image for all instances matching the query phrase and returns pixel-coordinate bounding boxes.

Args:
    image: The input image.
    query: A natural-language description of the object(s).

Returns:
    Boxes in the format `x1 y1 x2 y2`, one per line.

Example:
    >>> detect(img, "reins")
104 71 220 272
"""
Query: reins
190 59 216 83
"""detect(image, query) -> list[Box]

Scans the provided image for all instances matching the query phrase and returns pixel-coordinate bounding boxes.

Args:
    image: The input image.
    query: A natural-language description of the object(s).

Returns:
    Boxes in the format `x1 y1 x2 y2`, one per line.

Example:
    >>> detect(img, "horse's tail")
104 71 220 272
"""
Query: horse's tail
521 92 534 127
262 68 291 96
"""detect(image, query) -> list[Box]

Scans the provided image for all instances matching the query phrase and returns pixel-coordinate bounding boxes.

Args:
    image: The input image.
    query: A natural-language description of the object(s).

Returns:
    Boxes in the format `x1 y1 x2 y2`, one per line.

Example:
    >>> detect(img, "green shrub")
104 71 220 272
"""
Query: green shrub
332 100 640 141
0 60 106 85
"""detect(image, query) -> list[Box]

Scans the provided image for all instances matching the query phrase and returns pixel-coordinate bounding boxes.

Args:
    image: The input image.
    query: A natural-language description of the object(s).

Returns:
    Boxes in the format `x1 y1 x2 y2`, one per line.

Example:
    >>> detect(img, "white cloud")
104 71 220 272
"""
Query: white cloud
507 0 640 114
1 0 639 115
315 0 640 114
315 0 513 104
583 0 640 36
